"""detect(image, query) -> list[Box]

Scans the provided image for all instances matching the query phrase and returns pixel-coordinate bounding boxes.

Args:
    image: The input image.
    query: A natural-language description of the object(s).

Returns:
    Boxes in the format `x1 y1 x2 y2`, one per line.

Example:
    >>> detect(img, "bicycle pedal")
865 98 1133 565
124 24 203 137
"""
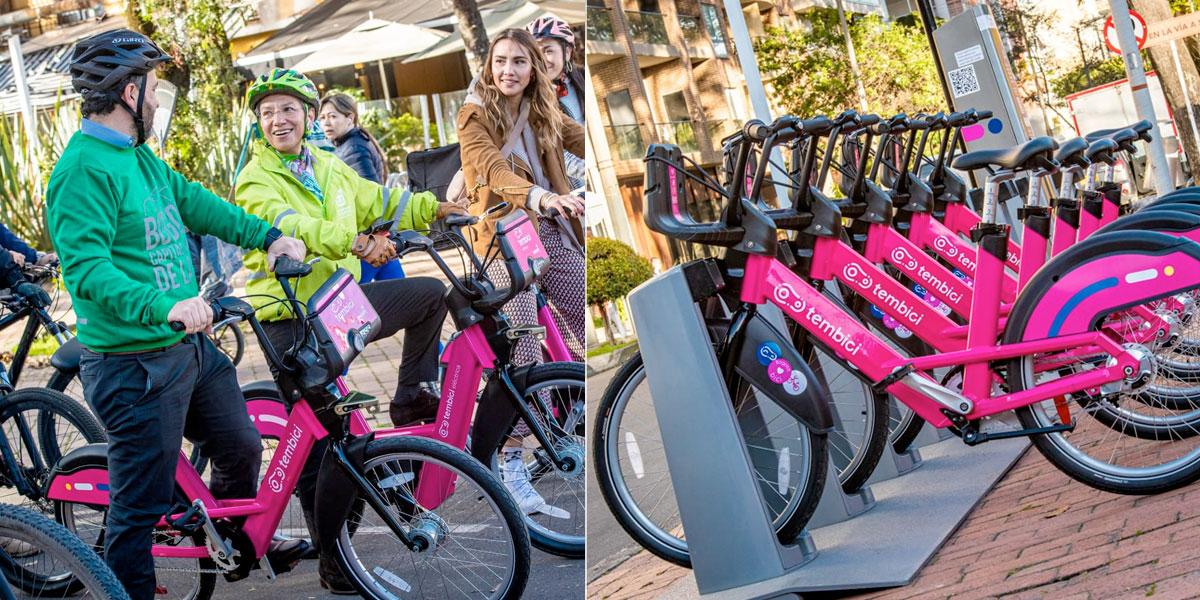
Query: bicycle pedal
334 390 379 416
505 324 547 341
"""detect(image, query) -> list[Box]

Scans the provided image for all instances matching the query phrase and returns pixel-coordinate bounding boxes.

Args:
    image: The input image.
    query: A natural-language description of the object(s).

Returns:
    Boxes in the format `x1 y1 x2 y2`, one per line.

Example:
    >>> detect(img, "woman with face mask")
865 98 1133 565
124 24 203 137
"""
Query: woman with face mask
456 28 586 514
318 92 404 283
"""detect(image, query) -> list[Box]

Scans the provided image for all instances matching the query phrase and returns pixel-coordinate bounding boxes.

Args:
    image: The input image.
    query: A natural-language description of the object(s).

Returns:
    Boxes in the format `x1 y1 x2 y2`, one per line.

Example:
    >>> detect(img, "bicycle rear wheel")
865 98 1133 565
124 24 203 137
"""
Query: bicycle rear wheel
0 503 128 599
331 436 530 599
593 352 827 568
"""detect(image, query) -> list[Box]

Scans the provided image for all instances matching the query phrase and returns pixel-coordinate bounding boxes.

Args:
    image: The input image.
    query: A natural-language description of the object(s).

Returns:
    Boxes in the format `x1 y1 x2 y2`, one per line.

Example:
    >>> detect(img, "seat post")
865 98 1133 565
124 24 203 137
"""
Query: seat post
1017 168 1055 289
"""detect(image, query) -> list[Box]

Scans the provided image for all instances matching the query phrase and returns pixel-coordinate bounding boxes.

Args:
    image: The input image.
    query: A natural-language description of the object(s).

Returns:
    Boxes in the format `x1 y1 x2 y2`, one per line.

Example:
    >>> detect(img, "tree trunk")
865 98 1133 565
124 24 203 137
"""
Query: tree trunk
600 304 616 345
1131 0 1200 174
451 0 491 75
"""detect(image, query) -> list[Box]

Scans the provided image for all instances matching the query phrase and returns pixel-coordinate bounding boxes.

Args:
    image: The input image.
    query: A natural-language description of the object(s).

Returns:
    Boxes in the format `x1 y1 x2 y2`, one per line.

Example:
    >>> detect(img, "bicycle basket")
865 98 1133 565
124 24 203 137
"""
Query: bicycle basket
299 268 380 390
495 211 549 294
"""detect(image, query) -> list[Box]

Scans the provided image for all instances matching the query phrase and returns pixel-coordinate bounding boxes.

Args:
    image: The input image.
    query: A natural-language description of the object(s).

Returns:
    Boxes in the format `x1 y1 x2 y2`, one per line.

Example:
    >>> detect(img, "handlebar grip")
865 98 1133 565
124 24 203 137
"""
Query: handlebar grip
977 110 993 119
858 114 882 127
169 304 221 332
744 119 769 141
799 115 835 136
273 256 312 277
833 109 859 126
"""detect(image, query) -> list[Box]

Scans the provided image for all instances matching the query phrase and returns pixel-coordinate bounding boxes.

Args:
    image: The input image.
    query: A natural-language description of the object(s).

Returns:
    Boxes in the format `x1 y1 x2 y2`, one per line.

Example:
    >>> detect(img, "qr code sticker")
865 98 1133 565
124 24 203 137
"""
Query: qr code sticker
949 65 980 98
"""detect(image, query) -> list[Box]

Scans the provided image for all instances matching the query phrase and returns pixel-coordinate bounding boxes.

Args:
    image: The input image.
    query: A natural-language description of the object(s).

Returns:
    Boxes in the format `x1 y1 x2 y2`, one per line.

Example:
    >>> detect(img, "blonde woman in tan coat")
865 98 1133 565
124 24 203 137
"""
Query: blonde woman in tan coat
456 28 586 515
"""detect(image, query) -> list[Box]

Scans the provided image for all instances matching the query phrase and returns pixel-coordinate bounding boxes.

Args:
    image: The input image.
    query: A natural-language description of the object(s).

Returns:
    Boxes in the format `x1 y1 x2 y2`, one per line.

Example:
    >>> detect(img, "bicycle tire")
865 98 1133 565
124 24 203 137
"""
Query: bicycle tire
0 388 107 596
209 322 245 367
1008 233 1200 494
54 487 216 600
487 362 585 558
330 436 530 599
0 503 129 599
593 352 827 568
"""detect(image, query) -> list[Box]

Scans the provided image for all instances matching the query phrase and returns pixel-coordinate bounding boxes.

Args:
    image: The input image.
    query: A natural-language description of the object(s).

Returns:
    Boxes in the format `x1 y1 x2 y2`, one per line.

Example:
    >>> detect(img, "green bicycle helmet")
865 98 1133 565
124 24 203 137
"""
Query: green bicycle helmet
246 68 319 112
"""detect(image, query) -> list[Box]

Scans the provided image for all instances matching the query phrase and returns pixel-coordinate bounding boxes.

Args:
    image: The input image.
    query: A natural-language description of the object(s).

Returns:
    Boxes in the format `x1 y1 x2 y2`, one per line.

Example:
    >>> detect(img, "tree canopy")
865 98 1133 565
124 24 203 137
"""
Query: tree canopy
754 11 944 117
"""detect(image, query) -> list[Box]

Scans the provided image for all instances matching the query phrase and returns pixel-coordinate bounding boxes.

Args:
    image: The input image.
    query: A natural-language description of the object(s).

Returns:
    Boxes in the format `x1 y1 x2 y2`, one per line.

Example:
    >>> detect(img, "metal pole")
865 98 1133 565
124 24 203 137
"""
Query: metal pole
8 35 36 155
431 92 445 146
1170 39 1200 170
721 0 790 203
376 59 392 105
1108 0 1174 194
419 94 431 149
916 0 955 111
837 0 869 111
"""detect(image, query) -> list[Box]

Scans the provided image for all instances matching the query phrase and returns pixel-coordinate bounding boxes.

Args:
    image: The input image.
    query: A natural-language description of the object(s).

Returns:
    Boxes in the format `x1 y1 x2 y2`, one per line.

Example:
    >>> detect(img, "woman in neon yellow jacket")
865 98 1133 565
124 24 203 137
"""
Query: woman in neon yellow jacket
233 68 465 594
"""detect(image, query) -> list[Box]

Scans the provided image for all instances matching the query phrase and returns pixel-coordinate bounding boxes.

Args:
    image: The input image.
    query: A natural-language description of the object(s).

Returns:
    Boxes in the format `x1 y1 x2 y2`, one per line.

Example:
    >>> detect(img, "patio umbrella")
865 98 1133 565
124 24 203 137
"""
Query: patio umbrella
292 18 448 102
404 0 584 63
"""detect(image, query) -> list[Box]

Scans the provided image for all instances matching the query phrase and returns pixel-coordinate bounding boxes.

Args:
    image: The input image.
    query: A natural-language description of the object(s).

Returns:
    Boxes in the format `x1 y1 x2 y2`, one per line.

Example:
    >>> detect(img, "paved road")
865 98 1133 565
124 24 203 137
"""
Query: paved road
12 254 584 599
587 363 655 583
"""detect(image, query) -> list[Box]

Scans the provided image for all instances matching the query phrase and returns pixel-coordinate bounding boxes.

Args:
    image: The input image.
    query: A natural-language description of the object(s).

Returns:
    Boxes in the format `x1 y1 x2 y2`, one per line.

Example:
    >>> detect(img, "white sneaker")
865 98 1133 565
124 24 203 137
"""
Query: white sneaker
499 450 570 519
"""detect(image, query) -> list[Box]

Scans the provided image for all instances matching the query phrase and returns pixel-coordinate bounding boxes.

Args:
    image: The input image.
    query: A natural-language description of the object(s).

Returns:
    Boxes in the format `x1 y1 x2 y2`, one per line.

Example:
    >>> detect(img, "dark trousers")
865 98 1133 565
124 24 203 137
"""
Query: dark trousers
79 334 262 600
259 276 447 552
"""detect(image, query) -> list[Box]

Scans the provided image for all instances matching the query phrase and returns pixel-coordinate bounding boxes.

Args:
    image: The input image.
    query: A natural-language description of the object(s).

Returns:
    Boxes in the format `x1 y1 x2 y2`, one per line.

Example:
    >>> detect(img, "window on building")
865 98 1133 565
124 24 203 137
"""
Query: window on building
699 4 729 58
638 0 660 13
605 90 644 161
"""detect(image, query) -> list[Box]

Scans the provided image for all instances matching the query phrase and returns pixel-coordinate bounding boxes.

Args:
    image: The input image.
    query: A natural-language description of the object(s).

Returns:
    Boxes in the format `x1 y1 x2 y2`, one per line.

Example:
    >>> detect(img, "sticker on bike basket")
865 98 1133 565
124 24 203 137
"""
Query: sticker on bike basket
894 325 914 339
768 358 792 384
757 341 782 366
783 370 808 395
869 304 885 319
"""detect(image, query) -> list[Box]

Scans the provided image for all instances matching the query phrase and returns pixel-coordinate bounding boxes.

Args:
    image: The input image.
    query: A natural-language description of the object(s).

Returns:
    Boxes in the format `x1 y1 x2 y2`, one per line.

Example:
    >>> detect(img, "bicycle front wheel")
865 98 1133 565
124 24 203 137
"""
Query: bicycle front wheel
0 503 128 599
593 352 827 568
332 436 530 600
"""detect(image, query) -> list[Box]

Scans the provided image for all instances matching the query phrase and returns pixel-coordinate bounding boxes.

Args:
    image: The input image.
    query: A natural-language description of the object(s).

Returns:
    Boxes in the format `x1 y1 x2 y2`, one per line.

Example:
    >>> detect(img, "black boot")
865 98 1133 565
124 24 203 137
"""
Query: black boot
318 555 357 595
389 387 440 427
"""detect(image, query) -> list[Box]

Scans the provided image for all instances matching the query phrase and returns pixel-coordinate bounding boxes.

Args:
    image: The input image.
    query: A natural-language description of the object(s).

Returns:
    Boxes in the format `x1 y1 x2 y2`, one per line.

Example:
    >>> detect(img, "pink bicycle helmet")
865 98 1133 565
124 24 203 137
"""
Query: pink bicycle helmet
527 15 575 48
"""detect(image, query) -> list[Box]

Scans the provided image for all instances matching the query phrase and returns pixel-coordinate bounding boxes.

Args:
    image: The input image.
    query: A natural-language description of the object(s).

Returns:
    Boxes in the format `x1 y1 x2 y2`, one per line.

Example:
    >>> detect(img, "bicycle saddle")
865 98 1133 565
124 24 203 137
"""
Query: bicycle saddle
1085 138 1119 165
1103 128 1140 153
1086 119 1153 142
1054 137 1090 170
951 136 1057 172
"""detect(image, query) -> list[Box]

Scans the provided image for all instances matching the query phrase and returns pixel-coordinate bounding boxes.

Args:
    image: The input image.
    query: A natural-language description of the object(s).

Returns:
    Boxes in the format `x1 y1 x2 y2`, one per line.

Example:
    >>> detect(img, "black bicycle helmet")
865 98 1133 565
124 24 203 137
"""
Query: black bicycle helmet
70 29 169 145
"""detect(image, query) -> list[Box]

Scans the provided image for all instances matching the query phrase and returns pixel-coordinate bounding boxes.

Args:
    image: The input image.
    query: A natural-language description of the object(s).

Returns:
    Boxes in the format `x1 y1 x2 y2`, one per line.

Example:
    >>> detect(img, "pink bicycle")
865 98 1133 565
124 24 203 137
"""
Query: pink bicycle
597 114 1200 567
236 208 585 559
44 257 531 600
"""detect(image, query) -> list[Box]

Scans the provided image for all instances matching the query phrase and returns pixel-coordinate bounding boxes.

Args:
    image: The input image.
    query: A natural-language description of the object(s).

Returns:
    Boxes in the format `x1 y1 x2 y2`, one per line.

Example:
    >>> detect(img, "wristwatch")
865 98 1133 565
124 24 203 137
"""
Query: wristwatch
261 227 283 251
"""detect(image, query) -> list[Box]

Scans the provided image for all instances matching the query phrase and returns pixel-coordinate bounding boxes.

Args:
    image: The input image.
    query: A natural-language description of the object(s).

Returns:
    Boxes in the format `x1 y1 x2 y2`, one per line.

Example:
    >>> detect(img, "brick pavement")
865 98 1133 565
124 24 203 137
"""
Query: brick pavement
588 446 1200 600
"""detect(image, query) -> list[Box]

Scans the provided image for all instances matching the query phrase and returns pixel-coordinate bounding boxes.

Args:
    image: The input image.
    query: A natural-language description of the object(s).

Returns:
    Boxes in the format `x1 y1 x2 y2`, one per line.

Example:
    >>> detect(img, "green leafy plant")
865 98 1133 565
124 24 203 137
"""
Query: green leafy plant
587 238 653 342
0 93 77 250
1051 56 1132 98
754 11 943 116
129 0 246 195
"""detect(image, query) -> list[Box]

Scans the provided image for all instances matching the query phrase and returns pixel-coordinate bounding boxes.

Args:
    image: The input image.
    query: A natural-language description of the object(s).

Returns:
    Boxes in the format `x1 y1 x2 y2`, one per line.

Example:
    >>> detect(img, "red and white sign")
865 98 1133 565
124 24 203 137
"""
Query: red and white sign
1105 10 1148 55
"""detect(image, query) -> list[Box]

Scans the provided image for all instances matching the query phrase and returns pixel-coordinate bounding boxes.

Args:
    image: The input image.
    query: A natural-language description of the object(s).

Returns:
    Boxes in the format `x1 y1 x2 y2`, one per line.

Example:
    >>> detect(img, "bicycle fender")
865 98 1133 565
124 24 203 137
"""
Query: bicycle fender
1004 230 1200 342
45 443 110 505
314 435 372 554
735 313 833 434
469 365 533 466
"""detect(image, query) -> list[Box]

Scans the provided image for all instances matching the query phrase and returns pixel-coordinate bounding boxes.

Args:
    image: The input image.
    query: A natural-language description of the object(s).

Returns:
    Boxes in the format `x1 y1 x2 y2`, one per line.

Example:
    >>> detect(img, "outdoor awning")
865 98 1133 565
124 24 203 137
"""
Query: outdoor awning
291 18 448 73
405 0 585 63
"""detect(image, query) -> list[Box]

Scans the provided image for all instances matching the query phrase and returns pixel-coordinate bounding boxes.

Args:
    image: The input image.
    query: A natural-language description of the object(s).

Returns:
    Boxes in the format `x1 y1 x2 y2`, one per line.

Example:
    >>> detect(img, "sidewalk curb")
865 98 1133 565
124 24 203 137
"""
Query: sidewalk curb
585 344 639 376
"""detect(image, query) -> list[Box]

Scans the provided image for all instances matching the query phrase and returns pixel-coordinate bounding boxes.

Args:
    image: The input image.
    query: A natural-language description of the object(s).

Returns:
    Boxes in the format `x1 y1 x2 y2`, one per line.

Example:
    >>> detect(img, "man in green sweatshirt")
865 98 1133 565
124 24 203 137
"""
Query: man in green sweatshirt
45 30 308 600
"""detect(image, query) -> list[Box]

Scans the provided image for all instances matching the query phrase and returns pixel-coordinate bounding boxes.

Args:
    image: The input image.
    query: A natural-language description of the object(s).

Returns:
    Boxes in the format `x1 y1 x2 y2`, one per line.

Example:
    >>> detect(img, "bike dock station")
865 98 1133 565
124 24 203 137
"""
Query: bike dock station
629 264 1029 599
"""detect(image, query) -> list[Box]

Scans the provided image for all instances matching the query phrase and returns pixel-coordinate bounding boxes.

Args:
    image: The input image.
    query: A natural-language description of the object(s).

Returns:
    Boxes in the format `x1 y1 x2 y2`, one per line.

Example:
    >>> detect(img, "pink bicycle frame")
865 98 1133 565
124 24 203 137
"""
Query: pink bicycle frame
742 252 1142 428
51 400 350 561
